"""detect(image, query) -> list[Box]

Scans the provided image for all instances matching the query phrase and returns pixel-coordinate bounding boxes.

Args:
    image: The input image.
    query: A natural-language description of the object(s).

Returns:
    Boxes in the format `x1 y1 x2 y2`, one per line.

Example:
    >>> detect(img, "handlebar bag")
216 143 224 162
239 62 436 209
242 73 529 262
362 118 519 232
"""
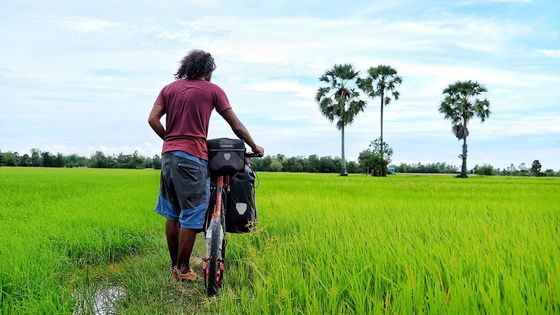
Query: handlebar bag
226 164 257 233
207 138 245 175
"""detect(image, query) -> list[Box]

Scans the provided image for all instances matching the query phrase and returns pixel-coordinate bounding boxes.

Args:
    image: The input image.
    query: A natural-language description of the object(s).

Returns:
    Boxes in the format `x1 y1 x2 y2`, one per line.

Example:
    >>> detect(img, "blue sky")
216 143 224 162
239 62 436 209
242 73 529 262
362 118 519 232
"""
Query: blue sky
1 0 559 170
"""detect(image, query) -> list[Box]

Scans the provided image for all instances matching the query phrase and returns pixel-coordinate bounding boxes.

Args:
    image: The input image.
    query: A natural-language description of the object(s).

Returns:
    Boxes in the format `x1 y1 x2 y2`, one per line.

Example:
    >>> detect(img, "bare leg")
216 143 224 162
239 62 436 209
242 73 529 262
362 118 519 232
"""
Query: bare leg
165 219 180 267
177 228 197 273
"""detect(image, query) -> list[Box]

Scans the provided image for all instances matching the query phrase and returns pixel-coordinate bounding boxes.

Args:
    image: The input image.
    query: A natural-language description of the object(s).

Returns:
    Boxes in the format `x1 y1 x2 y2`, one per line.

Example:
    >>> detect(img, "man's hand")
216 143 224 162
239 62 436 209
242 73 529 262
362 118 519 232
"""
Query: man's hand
251 144 265 155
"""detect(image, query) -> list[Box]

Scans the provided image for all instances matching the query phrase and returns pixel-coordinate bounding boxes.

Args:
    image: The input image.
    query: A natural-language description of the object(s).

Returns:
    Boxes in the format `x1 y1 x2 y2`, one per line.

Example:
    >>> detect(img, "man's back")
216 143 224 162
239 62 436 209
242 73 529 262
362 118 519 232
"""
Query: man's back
156 79 231 160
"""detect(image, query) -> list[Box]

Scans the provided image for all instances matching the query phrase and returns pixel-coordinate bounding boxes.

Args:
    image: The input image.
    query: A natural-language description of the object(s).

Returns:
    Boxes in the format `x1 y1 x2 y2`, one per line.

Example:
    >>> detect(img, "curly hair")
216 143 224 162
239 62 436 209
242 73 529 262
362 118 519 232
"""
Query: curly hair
175 50 216 80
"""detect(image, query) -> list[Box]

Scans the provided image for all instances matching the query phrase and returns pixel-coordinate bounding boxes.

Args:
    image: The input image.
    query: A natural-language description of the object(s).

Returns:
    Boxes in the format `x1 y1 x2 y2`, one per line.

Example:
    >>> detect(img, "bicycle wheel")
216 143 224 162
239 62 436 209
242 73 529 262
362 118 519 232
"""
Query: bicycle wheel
205 219 224 296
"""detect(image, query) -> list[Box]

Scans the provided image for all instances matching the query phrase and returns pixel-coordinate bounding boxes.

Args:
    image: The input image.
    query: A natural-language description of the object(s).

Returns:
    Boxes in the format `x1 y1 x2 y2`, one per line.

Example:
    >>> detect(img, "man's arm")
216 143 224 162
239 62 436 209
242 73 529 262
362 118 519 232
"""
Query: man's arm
148 104 166 140
220 108 264 154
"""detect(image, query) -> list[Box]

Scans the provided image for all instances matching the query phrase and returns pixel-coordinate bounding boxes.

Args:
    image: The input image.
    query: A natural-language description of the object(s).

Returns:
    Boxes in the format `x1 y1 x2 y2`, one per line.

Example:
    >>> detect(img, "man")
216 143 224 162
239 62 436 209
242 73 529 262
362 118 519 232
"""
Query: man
148 50 264 281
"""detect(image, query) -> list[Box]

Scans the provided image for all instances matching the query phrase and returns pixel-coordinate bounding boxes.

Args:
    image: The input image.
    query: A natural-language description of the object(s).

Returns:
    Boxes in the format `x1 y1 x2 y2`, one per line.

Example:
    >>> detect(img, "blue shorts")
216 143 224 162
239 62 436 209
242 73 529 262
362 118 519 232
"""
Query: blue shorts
154 151 210 230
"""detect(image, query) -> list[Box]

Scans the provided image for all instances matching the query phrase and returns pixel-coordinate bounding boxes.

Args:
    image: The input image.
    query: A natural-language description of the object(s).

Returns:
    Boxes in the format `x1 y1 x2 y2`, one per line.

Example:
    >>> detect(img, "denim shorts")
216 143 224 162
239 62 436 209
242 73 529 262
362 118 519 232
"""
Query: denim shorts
154 151 210 230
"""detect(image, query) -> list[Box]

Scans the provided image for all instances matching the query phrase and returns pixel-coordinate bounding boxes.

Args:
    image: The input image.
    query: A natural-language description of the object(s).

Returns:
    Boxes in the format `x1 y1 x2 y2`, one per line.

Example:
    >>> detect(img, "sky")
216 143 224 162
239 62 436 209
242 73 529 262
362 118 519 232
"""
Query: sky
1 0 559 170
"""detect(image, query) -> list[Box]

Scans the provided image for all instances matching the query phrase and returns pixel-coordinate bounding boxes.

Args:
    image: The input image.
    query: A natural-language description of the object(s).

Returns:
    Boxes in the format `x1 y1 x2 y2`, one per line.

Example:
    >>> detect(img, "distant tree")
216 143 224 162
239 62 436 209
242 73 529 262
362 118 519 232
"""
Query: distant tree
283 157 303 172
346 161 360 173
20 154 31 166
31 148 41 166
396 162 458 174
152 155 162 169
65 153 88 168
0 150 4 166
131 151 144 169
41 151 55 167
358 138 393 176
253 155 272 172
531 160 542 176
269 159 283 172
543 169 555 177
2 152 16 166
358 149 380 175
506 163 517 175
90 151 108 168
143 157 153 169
439 80 490 178
53 153 65 167
518 162 529 175
13 152 20 166
305 155 320 173
316 64 367 176
358 65 402 176
290 161 304 172
319 156 337 173
473 164 495 176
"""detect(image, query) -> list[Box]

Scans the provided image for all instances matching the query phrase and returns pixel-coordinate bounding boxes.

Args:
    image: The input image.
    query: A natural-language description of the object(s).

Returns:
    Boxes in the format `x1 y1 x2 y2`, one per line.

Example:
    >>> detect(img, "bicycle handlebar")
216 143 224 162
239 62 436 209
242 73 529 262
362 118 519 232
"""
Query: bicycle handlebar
245 152 263 158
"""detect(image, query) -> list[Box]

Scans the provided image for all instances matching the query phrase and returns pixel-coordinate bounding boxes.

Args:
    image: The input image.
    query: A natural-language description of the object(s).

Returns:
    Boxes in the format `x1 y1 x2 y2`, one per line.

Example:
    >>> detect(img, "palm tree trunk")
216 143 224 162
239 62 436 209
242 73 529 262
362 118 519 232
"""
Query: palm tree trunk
380 89 385 177
461 117 468 178
461 138 468 177
341 123 348 176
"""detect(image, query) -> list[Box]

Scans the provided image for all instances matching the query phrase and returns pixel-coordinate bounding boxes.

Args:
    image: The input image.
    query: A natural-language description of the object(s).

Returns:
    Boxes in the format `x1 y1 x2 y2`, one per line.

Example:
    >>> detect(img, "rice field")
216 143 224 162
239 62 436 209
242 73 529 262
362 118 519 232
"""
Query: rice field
0 167 559 314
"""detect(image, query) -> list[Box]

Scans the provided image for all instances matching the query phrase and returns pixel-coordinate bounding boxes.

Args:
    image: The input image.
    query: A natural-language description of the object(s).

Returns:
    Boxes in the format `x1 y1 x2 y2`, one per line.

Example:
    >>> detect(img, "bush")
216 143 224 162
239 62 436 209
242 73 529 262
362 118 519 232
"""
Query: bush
473 164 495 176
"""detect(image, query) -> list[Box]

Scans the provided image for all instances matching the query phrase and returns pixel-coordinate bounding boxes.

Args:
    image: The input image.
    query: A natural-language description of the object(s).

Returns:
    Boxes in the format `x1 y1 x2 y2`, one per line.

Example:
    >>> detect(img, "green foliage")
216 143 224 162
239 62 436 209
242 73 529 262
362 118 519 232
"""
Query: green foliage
346 161 360 173
269 159 283 172
0 151 17 166
544 169 556 177
358 149 382 175
531 160 542 176
251 155 357 174
357 65 402 104
358 138 393 176
31 148 42 166
439 81 491 125
473 164 495 176
0 148 161 169
151 155 162 170
396 162 459 174
316 64 366 130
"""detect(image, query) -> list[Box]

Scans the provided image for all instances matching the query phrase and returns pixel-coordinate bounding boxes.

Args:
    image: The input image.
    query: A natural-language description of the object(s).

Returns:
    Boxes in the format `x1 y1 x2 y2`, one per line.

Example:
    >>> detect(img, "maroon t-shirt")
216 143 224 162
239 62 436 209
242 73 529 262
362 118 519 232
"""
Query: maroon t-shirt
154 79 232 160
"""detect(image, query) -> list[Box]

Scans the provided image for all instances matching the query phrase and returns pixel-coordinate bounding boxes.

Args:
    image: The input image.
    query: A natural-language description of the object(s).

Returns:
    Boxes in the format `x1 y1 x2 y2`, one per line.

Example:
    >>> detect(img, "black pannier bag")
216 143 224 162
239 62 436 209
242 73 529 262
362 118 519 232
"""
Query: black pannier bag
207 138 245 175
226 165 257 233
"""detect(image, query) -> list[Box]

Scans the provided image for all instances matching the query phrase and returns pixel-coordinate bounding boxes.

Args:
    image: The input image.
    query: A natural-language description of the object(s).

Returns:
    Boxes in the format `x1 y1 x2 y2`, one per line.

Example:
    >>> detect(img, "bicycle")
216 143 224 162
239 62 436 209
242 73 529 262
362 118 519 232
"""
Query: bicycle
202 149 262 296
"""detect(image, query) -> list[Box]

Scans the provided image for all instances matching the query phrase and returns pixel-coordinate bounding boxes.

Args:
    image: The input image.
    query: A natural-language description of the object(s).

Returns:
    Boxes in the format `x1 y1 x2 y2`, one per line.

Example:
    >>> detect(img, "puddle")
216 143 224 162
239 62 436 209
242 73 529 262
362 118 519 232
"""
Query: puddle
73 286 126 315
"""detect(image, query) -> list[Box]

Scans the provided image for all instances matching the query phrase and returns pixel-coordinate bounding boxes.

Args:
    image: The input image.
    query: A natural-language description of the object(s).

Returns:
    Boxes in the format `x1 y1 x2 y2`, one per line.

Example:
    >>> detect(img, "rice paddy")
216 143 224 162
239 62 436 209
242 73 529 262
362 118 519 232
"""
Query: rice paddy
0 167 558 314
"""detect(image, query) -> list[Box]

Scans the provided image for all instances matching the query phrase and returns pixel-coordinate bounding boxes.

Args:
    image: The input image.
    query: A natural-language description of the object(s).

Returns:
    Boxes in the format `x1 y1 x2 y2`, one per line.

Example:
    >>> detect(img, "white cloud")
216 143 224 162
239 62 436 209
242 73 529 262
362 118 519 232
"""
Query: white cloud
536 49 560 58
241 81 316 99
63 17 121 32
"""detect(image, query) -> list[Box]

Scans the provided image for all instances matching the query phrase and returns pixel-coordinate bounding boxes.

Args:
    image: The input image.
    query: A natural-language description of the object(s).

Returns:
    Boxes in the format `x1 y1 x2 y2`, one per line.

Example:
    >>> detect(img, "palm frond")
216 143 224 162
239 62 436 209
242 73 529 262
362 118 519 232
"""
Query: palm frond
316 64 366 130
441 80 491 136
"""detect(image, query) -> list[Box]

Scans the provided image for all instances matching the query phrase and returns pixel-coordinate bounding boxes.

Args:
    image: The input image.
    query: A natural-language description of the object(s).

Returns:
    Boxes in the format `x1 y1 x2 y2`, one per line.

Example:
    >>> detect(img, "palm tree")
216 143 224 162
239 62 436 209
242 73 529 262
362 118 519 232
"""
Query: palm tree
357 65 402 176
439 80 490 178
316 64 366 176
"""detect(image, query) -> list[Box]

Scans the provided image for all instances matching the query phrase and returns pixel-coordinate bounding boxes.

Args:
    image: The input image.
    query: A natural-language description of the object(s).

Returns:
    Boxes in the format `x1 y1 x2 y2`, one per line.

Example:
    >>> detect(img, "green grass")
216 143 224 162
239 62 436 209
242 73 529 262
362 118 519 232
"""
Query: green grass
0 168 559 314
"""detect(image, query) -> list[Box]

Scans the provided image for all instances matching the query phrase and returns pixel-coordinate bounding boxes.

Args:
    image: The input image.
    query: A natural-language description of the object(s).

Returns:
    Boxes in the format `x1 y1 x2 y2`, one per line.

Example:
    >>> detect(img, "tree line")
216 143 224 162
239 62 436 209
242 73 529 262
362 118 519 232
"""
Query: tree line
0 149 162 169
1 148 557 176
